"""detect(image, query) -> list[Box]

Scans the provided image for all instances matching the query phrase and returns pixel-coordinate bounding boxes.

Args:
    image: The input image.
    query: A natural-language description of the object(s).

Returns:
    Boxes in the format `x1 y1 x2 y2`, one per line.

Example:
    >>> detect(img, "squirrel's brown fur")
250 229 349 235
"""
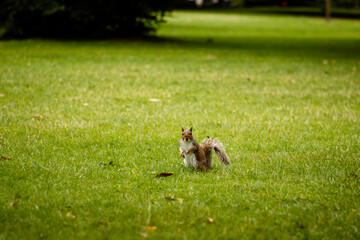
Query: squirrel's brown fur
180 127 230 170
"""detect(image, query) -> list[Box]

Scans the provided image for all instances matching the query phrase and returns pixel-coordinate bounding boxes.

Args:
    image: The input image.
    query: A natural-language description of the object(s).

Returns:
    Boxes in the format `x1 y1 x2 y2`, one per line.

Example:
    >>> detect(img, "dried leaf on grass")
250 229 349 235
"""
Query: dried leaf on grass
140 232 148 238
165 196 175 201
1 156 11 160
145 226 157 231
10 201 19 207
349 173 358 178
164 195 183 204
66 212 76 219
156 172 174 178
32 115 44 120
149 98 160 102
207 217 214 223
99 161 119 168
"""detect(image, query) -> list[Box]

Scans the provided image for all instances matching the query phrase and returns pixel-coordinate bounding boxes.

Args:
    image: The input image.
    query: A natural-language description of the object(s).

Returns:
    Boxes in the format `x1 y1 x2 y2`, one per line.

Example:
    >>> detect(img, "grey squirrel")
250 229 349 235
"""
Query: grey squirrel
179 127 230 170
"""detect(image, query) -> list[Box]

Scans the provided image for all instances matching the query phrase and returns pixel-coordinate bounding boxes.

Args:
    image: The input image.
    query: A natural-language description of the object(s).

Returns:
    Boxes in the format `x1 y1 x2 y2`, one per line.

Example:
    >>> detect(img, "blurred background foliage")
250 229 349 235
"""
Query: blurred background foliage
0 0 175 39
176 0 359 8
0 0 359 39
241 0 358 7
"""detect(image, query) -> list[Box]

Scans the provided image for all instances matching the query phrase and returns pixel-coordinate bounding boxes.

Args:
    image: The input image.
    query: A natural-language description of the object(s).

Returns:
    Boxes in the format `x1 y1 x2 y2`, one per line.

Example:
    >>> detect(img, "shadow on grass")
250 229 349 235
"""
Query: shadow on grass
2 34 357 61
147 35 360 60
2 16 359 61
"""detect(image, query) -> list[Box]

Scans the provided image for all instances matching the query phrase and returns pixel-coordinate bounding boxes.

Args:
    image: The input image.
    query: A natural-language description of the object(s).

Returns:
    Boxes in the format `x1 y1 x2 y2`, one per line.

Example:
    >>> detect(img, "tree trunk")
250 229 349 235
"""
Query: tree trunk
326 0 331 23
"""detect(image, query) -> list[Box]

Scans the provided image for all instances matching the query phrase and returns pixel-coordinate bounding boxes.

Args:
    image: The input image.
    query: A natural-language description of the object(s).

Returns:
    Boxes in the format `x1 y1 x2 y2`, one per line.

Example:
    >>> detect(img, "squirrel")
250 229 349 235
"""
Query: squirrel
179 127 230 170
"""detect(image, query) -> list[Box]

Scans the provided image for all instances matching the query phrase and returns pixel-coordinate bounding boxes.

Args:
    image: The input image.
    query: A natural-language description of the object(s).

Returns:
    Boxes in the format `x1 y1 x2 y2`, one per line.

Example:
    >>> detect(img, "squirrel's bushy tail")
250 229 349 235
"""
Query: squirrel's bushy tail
201 138 230 166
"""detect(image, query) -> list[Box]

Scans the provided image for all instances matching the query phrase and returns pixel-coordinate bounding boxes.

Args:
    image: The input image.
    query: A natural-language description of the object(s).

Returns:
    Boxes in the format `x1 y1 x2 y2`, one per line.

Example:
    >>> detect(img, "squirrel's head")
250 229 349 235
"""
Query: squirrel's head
181 127 193 142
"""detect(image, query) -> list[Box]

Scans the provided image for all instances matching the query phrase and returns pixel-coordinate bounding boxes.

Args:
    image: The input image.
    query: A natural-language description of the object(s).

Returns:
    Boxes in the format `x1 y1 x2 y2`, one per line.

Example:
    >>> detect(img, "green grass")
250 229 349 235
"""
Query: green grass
1 10 360 239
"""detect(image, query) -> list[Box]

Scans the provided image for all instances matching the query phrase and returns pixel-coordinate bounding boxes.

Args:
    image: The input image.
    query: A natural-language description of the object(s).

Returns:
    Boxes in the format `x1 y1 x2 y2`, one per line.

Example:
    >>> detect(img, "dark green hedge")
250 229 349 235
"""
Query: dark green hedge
0 0 175 39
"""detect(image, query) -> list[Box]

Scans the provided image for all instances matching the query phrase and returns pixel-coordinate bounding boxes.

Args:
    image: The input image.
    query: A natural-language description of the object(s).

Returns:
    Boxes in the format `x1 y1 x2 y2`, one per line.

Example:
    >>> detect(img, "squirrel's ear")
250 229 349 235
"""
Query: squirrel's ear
181 127 184 132
190 127 193 132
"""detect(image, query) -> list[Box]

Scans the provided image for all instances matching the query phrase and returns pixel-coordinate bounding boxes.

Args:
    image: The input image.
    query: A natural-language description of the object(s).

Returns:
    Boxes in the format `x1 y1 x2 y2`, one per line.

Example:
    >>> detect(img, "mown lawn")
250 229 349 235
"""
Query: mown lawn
0 10 360 239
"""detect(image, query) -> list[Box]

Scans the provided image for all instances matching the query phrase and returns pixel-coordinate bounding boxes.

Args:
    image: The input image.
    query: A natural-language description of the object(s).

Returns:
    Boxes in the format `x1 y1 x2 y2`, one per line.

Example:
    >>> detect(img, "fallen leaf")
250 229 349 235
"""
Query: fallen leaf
1 156 11 160
66 212 76 219
207 54 217 60
83 103 89 106
10 201 19 207
149 98 160 102
156 172 174 178
206 38 214 43
165 196 175 201
32 115 44 120
207 217 214 223
0 94 4 97
177 198 184 204
349 173 358 178
323 59 328 65
140 232 148 238
99 161 119 168
145 226 157 231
